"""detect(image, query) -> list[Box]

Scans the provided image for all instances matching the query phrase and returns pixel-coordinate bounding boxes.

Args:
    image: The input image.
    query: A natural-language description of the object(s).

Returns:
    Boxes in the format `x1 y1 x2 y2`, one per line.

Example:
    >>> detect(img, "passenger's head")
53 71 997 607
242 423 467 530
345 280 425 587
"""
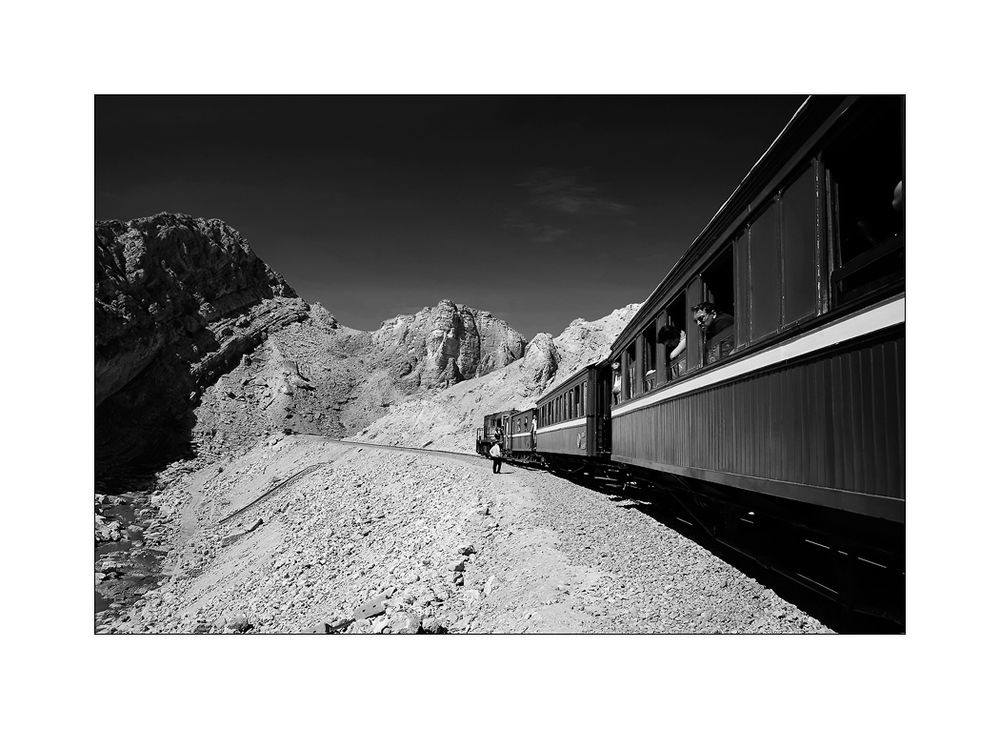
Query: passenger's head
691 302 717 330
658 324 682 347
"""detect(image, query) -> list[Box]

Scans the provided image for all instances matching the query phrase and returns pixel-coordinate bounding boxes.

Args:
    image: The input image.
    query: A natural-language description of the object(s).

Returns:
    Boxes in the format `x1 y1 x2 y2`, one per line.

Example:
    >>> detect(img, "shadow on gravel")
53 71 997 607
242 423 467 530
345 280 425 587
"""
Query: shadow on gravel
550 469 902 635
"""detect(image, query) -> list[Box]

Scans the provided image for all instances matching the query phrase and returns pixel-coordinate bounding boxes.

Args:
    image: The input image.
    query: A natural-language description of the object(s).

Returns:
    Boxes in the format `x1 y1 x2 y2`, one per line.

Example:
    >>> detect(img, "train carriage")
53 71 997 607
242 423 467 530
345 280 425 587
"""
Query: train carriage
476 95 905 626
607 95 904 525
535 362 611 466
507 407 537 459
476 409 518 457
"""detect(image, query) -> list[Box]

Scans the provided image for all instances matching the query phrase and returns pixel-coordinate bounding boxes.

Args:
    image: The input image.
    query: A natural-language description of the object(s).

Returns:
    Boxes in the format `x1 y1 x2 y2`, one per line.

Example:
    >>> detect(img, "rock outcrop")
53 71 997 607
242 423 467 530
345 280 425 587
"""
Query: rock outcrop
352 303 641 452
95 213 311 471
370 300 526 389
522 333 559 385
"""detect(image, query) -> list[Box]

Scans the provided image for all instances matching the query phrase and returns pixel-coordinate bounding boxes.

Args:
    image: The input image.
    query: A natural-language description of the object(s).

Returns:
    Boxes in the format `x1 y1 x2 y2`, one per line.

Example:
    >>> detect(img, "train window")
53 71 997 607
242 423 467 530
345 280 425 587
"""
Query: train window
734 231 750 348
664 294 687 380
582 381 587 413
574 385 581 416
612 354 623 405
749 201 781 341
781 164 820 324
701 246 736 363
625 342 636 399
826 96 904 305
641 323 656 392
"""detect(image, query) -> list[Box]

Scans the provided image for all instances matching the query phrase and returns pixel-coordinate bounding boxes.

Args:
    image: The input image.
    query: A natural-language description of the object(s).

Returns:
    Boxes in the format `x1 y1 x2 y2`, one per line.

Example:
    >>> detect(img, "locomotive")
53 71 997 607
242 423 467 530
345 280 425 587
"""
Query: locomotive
477 95 905 626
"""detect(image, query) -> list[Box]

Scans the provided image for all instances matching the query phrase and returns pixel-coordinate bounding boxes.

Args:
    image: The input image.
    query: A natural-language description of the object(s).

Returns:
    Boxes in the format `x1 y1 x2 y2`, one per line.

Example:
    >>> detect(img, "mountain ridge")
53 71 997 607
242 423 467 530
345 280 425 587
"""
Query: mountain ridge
95 213 528 472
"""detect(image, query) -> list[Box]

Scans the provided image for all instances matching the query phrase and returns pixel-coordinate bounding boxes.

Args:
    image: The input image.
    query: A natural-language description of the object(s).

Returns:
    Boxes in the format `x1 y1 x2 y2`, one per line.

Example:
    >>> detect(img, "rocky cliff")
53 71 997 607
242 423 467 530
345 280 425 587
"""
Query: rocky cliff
370 301 526 389
350 303 641 452
95 213 311 471
190 301 528 462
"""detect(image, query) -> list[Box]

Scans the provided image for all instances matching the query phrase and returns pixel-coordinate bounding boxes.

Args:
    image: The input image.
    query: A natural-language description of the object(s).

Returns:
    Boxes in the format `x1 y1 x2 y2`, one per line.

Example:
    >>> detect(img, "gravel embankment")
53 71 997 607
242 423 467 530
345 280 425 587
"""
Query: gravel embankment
99 436 830 634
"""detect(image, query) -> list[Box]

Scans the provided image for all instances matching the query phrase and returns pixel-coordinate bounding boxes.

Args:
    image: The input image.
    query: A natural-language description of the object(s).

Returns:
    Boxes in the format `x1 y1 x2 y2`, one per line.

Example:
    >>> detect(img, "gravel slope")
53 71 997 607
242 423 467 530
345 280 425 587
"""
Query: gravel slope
98 437 830 634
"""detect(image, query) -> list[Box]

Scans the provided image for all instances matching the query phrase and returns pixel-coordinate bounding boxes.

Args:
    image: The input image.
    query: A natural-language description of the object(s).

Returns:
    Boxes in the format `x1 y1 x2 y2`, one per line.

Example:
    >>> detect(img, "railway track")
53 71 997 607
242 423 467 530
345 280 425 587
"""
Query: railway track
217 440 481 525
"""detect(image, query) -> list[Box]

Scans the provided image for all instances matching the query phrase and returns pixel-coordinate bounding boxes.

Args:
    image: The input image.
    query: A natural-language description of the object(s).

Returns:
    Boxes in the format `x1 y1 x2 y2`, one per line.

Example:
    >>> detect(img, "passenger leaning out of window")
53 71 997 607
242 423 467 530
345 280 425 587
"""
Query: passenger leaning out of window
658 324 687 361
692 302 734 338
693 302 735 362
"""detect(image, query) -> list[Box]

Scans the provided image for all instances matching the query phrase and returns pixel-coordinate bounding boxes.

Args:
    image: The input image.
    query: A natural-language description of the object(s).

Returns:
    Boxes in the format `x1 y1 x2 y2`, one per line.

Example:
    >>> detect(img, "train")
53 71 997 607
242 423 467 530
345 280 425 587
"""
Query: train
476 95 905 626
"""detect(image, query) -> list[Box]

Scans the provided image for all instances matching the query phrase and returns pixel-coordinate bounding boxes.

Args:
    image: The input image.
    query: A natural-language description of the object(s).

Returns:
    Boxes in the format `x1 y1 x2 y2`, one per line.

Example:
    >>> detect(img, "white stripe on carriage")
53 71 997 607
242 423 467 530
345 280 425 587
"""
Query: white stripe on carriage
536 416 587 435
612 296 904 418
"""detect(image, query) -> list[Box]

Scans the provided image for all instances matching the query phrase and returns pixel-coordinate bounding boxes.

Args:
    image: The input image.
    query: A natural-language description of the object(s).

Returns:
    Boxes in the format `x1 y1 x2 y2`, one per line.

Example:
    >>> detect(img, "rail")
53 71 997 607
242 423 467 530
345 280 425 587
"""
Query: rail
218 439 483 525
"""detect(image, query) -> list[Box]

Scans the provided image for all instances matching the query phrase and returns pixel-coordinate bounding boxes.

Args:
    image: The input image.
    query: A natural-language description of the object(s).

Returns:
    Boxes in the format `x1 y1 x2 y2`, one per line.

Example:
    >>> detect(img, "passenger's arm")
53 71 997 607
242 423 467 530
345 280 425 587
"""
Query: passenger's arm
669 330 687 360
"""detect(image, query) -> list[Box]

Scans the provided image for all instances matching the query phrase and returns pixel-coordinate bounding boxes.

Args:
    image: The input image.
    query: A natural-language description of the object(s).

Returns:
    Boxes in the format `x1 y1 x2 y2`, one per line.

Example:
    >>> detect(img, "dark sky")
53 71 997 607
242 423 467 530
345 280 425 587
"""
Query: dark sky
95 95 805 339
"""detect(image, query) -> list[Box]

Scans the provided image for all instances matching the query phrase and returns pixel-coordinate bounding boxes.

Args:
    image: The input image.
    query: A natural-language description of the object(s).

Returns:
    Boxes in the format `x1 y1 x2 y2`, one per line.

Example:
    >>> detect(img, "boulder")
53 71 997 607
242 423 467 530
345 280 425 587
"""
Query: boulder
388 612 422 635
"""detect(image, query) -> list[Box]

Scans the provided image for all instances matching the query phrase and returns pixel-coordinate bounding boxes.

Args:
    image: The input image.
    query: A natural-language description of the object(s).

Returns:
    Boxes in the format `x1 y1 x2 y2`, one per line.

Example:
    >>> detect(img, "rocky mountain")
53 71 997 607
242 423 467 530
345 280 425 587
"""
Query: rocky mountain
191 300 526 463
95 213 311 471
95 213 527 473
349 303 641 452
371 301 525 389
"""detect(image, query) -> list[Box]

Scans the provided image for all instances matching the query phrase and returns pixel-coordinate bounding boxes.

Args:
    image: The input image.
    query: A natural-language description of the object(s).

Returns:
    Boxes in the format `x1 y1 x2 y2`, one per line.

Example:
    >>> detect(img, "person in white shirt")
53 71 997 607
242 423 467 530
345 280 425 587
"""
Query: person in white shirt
489 441 502 474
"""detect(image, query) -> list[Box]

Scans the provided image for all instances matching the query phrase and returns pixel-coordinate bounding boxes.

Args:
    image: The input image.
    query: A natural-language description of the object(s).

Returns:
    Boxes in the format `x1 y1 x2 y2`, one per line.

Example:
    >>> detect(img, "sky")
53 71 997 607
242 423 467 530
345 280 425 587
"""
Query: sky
95 95 805 339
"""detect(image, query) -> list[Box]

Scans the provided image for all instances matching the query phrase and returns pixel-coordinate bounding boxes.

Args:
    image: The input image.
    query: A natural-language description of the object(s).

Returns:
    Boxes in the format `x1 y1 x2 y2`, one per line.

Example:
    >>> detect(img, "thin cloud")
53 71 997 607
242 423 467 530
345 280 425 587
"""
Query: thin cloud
503 212 568 243
518 167 634 216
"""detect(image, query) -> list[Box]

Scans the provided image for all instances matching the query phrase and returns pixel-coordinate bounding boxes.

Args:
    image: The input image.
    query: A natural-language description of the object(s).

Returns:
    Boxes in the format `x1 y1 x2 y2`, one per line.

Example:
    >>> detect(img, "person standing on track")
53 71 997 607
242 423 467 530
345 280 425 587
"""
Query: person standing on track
489 441 503 474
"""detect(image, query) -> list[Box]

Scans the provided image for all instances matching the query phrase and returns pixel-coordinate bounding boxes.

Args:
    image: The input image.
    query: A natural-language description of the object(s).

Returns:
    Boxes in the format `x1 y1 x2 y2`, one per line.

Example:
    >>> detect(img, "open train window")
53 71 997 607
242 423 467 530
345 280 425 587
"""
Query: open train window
641 323 656 392
700 246 736 363
664 294 688 380
826 96 904 305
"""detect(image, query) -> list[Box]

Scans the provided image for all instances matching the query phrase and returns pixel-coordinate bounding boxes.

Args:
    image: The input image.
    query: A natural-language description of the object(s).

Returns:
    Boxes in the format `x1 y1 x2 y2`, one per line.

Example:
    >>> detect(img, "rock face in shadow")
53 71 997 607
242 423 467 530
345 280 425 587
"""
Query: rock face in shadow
95 213 311 471
370 300 526 390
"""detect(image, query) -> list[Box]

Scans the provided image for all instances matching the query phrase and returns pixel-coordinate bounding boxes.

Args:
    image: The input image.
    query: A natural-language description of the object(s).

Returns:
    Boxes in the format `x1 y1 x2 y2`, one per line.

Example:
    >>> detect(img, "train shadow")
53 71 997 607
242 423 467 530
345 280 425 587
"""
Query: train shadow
555 469 903 635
